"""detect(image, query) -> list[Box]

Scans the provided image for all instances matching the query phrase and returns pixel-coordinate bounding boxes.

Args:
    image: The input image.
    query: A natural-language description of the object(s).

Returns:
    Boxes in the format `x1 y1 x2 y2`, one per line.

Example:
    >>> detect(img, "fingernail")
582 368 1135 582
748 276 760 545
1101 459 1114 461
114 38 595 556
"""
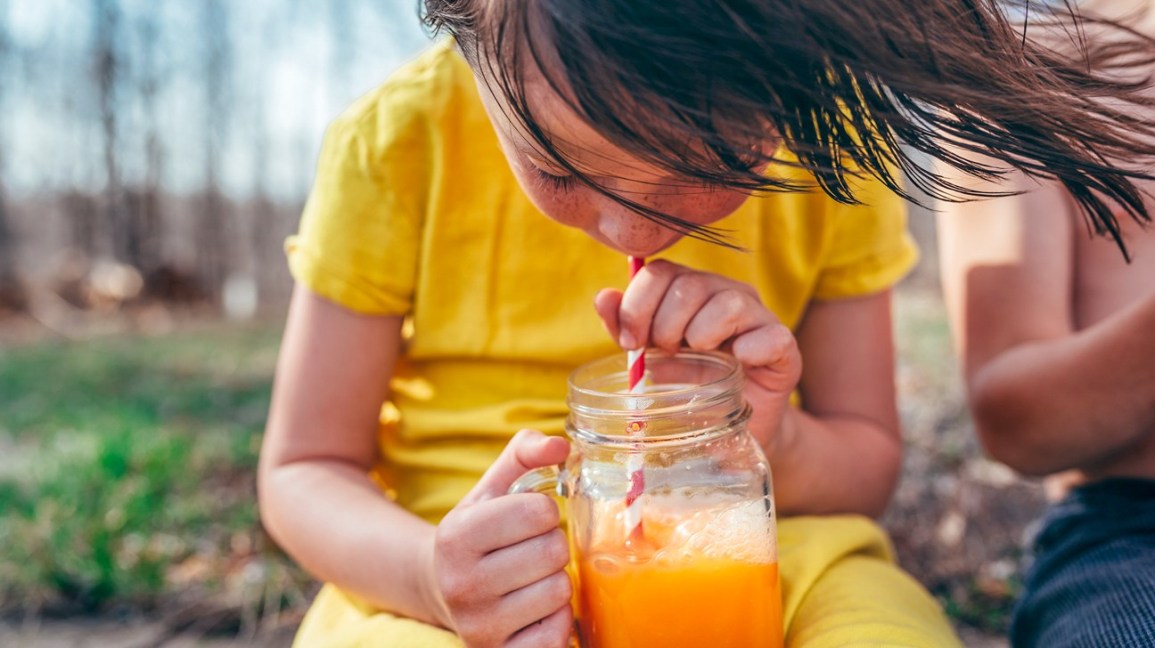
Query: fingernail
620 330 638 350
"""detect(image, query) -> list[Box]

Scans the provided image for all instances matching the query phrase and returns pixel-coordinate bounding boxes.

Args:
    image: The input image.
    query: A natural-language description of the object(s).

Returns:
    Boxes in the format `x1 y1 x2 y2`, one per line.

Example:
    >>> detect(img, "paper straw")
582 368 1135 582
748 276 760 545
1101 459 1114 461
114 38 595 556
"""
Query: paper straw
624 256 646 544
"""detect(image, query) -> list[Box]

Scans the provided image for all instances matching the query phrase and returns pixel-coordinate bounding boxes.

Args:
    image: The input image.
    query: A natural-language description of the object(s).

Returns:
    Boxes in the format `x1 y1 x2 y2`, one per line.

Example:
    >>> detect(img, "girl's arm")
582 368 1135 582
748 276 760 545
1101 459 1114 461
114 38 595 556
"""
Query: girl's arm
258 287 445 623
596 260 900 517
777 290 902 517
938 178 1155 476
259 287 573 647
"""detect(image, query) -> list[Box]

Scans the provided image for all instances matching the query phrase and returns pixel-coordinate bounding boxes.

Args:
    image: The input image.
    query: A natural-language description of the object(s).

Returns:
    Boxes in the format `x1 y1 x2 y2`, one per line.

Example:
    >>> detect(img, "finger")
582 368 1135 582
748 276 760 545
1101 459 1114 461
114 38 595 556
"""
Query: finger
733 324 803 388
593 288 624 343
649 272 716 351
507 603 574 648
683 289 770 351
459 429 570 506
476 527 570 595
618 259 688 350
440 493 562 560
501 572 574 646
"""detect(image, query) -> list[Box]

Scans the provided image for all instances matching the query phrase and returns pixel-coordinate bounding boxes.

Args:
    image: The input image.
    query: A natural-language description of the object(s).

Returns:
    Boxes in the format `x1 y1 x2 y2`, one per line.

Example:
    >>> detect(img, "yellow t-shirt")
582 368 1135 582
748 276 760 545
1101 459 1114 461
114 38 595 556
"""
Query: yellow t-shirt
287 38 917 525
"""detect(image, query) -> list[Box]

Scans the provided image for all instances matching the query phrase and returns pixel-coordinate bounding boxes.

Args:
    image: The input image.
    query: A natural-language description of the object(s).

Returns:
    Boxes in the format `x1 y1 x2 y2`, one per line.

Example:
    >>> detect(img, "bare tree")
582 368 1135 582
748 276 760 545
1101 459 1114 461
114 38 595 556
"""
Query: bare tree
121 1 165 274
197 0 232 302
126 0 165 276
247 9 284 310
0 0 26 312
92 0 125 263
64 191 100 260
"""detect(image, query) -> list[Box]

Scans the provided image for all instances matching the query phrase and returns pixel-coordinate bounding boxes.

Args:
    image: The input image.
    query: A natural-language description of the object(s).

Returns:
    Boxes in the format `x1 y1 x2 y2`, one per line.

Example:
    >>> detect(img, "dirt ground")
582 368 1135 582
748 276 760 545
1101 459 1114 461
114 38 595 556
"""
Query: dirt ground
0 617 297 647
882 287 1047 645
0 614 1010 647
0 619 1008 648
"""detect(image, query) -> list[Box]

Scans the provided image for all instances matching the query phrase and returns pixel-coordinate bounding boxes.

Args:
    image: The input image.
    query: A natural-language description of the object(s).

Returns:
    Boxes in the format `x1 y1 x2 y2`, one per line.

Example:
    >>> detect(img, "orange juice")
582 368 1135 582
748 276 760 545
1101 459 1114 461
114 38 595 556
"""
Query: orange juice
573 500 782 648
577 554 781 648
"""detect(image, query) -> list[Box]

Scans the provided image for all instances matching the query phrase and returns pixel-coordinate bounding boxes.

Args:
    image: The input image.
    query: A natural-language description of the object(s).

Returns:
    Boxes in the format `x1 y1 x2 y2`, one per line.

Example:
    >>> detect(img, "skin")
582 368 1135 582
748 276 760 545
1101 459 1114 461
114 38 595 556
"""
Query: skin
260 51 904 648
938 169 1155 492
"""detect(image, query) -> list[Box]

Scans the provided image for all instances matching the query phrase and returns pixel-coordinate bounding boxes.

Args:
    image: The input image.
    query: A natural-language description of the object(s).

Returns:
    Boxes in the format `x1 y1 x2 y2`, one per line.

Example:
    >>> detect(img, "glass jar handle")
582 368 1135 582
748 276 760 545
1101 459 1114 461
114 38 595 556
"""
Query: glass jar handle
508 464 569 497
509 465 580 648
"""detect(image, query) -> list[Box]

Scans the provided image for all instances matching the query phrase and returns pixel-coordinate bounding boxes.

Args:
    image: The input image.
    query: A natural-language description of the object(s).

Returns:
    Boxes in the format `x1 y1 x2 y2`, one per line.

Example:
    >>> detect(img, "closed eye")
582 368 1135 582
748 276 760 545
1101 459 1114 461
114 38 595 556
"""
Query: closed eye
530 166 578 193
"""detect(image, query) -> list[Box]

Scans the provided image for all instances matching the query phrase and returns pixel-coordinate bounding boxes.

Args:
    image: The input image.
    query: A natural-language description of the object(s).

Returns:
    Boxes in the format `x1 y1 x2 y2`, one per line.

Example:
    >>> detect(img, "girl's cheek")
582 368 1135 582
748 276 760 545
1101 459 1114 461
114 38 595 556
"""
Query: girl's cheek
521 180 593 228
704 190 752 221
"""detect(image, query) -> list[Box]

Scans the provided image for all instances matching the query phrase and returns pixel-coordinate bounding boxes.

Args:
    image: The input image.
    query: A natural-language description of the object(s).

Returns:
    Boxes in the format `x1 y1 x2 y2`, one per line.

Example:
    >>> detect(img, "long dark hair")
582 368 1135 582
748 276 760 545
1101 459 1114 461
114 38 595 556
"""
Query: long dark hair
423 0 1155 257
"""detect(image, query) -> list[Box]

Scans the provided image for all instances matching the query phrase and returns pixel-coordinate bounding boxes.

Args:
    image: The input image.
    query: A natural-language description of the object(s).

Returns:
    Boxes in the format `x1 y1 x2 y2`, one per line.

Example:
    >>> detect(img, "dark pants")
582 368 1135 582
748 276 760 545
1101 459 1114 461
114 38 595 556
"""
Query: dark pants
1011 478 1155 648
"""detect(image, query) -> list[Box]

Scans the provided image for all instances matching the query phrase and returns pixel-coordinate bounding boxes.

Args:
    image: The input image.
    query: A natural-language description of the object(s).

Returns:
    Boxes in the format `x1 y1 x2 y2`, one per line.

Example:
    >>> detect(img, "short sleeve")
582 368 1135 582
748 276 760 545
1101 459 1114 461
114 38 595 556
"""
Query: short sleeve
812 178 919 300
286 76 432 316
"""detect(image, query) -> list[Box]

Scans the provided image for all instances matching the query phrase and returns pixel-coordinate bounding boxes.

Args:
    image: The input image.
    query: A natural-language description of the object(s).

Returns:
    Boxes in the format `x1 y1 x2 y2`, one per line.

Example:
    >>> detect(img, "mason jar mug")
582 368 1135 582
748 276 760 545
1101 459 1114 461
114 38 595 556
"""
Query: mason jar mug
512 350 783 648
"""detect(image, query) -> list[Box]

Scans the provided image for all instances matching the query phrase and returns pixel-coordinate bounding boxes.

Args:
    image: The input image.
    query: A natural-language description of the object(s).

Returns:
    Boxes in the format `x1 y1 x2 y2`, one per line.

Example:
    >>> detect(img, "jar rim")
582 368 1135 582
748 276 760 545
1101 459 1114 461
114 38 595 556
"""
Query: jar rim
568 348 742 403
566 349 746 445
567 405 752 447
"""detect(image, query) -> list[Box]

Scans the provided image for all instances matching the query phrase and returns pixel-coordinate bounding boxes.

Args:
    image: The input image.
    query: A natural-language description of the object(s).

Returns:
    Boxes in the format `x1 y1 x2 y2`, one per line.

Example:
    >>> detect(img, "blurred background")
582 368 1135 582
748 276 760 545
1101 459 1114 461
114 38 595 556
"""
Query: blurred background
0 0 427 323
0 2 1045 646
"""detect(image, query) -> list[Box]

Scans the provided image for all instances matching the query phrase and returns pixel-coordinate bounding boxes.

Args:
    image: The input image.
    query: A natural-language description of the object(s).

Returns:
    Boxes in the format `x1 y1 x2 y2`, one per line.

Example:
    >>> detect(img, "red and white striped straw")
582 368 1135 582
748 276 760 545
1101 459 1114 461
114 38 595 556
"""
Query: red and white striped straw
624 256 646 544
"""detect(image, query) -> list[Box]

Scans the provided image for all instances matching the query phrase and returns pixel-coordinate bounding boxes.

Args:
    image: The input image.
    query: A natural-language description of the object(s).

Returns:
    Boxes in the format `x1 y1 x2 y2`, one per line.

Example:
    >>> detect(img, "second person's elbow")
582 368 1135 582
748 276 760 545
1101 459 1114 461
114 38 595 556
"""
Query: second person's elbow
969 372 1056 477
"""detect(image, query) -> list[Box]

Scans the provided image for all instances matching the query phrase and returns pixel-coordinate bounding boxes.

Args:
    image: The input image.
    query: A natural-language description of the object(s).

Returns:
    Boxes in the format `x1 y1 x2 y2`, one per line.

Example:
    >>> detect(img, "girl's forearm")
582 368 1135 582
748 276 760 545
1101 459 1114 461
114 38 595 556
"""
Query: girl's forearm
767 408 901 518
258 459 447 628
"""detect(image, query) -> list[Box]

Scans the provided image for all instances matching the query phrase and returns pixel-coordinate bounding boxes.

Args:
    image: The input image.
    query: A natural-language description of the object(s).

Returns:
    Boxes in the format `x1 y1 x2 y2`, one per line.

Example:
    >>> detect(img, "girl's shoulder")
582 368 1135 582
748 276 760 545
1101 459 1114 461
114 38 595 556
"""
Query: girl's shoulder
330 39 477 147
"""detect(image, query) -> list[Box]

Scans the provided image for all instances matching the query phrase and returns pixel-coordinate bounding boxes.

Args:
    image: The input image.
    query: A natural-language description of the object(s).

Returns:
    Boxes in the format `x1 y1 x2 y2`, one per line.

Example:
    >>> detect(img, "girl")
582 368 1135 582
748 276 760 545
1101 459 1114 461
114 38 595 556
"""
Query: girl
259 1 1155 646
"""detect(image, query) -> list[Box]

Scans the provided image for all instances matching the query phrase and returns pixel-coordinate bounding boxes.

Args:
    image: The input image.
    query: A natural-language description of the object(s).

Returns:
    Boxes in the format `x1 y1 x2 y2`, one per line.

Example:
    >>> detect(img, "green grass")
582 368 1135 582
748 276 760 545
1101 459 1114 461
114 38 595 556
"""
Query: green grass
0 323 309 616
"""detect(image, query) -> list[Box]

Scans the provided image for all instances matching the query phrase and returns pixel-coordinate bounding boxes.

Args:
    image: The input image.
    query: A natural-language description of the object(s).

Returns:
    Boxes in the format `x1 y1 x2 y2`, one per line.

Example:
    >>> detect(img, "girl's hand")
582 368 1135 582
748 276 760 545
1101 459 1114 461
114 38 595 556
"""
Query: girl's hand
594 259 802 453
432 430 573 648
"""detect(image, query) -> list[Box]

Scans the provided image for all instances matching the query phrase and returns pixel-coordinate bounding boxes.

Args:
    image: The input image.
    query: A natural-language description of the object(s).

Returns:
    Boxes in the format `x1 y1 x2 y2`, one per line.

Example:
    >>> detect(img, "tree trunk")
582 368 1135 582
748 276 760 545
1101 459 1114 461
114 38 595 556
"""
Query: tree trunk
197 0 231 302
131 5 164 274
92 0 125 263
0 0 26 312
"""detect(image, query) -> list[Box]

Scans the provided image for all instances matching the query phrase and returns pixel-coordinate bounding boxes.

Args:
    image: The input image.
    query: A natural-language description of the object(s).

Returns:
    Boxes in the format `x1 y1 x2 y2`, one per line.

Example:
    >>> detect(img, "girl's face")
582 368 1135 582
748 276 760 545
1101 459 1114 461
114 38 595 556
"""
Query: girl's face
475 74 762 258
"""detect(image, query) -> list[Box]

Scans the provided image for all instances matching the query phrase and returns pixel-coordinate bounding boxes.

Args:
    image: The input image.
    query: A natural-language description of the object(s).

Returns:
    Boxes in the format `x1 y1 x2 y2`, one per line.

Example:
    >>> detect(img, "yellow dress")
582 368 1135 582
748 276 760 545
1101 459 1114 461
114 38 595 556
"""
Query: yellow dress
286 39 961 648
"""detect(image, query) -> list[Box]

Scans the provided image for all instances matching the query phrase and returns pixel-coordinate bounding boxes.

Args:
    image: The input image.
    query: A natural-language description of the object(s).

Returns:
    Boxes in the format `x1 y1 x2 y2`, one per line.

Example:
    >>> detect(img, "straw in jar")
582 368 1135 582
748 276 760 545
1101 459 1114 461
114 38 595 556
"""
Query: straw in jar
624 255 647 546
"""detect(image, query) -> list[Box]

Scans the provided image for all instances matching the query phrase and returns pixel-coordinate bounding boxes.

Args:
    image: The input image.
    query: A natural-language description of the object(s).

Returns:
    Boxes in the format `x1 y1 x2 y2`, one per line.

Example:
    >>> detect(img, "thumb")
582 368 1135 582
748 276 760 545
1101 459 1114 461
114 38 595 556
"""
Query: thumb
459 429 570 506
